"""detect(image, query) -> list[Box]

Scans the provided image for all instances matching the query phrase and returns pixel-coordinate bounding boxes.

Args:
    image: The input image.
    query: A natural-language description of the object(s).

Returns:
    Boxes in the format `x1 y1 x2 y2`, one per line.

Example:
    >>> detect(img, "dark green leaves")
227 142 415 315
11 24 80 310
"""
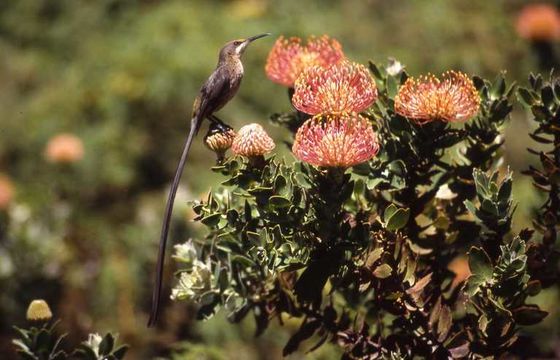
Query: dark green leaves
512 305 548 326
466 247 493 296
383 204 410 230
73 333 129 360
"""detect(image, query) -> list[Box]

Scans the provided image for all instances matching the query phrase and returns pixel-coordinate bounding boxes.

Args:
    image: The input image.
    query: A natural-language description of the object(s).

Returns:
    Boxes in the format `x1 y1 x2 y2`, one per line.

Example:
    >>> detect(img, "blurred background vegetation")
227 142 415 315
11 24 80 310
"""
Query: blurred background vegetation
1 0 558 358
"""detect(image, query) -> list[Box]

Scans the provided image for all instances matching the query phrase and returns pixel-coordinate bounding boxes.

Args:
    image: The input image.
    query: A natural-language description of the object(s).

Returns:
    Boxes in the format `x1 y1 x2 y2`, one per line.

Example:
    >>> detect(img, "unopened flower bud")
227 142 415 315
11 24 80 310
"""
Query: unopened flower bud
204 123 236 161
231 123 275 158
26 299 53 322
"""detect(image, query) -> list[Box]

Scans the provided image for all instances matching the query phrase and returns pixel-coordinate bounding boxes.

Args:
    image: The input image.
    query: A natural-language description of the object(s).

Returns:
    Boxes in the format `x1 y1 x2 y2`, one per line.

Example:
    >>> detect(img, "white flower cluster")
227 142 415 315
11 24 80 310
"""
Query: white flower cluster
172 239 198 264
170 258 214 301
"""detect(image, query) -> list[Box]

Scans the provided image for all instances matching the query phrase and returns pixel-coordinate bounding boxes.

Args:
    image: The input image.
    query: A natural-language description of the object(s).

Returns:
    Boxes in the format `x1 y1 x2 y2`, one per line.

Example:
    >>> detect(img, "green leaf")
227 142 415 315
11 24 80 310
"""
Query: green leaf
388 160 406 176
372 264 392 279
437 305 452 342
542 85 555 108
464 200 477 217
218 268 229 292
274 174 288 195
99 333 115 355
490 73 506 98
226 209 238 225
269 195 291 209
472 75 485 90
386 75 398 98
368 61 384 80
244 200 252 222
231 255 255 268
385 207 410 231
74 345 98 359
526 280 542 296
15 350 39 360
383 204 398 223
513 306 548 325
517 87 536 107
112 345 129 359
468 247 493 281
364 248 383 269
201 213 221 226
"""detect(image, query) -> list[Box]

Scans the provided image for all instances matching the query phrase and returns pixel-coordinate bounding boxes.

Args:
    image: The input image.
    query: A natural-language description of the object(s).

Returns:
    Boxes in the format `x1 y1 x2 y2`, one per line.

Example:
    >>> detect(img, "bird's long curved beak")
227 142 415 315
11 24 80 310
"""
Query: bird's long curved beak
246 33 271 43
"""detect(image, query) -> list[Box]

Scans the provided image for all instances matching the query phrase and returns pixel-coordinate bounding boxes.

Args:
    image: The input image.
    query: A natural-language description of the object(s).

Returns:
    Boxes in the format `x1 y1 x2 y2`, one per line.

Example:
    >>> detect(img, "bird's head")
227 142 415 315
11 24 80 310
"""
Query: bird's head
219 33 271 61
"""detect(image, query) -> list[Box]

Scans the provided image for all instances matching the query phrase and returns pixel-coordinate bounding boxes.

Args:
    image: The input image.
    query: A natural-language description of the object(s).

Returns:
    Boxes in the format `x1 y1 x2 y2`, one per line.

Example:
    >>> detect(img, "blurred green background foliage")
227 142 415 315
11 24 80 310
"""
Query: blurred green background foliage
0 0 558 358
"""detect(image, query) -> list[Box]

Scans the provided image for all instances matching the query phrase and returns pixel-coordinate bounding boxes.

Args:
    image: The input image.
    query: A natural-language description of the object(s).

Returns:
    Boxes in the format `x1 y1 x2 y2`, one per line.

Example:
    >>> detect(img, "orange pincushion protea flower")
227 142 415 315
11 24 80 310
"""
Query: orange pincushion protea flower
292 61 378 115
232 123 275 157
448 256 472 289
0 174 15 210
265 35 344 87
44 133 85 163
394 71 480 124
292 114 379 168
516 4 560 41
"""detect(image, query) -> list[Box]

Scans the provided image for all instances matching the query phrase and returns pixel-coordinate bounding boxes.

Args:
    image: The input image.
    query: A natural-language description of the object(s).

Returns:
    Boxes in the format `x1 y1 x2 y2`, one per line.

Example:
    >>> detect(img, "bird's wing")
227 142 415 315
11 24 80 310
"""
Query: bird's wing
193 67 232 120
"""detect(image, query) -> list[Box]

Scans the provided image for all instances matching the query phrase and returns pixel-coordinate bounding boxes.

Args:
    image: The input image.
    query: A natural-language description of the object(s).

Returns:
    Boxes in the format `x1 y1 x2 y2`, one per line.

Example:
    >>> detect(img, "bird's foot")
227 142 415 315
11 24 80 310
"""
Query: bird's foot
209 115 232 132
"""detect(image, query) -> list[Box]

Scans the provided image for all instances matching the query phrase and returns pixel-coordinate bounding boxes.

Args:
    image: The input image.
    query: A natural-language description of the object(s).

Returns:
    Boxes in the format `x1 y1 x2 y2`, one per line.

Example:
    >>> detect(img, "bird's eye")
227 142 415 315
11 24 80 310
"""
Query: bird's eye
233 41 242 46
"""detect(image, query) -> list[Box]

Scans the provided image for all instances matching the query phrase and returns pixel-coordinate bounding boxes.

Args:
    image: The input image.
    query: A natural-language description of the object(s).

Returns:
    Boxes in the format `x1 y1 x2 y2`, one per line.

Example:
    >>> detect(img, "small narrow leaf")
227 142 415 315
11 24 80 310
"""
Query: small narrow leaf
468 247 493 281
372 264 392 279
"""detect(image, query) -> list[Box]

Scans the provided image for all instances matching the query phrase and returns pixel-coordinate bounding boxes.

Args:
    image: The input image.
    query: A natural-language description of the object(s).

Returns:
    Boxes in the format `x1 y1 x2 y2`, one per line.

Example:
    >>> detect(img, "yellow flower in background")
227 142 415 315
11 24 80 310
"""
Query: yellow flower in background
228 0 268 20
26 299 53 322
108 71 147 100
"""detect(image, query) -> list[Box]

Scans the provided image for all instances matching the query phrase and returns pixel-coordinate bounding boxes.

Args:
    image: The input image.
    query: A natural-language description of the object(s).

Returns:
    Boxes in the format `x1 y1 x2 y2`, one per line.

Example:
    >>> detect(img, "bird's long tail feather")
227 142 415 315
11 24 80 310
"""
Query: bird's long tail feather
148 119 199 327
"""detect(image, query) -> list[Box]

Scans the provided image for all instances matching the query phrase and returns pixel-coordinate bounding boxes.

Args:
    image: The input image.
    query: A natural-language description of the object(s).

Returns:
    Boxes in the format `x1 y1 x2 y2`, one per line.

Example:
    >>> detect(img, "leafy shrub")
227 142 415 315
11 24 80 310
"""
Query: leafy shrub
168 36 559 359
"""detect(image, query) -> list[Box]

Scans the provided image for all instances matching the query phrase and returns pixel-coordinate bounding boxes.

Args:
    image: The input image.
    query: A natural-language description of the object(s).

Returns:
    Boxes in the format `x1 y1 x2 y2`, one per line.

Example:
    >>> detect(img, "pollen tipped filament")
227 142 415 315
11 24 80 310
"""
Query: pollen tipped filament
394 71 480 124
291 61 378 115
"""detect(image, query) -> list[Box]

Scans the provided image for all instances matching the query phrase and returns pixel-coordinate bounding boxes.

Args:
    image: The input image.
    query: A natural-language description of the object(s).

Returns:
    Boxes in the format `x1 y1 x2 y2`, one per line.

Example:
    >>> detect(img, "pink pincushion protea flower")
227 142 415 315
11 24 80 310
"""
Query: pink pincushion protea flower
0 174 15 210
265 35 345 87
44 133 85 163
394 71 480 124
291 61 378 115
516 4 560 41
292 114 379 168
232 123 275 157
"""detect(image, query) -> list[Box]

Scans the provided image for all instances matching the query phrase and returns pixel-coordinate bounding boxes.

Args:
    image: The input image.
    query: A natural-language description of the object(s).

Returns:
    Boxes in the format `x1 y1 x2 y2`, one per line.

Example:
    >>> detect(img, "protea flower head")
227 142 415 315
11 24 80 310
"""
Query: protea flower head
448 256 472 289
204 123 236 161
292 113 379 168
0 174 14 210
516 4 560 41
292 61 378 115
44 133 85 163
265 35 345 87
231 123 275 157
26 299 53 322
394 71 480 124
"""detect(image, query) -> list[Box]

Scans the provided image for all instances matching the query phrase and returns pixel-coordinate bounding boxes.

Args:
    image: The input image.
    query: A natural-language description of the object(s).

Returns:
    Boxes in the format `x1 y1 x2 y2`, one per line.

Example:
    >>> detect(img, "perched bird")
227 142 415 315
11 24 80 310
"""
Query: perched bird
148 33 270 327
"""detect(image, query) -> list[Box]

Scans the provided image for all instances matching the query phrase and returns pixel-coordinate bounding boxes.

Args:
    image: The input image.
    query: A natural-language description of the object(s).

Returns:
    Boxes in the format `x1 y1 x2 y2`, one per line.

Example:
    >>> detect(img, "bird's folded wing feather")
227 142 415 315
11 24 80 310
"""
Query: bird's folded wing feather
193 67 232 122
